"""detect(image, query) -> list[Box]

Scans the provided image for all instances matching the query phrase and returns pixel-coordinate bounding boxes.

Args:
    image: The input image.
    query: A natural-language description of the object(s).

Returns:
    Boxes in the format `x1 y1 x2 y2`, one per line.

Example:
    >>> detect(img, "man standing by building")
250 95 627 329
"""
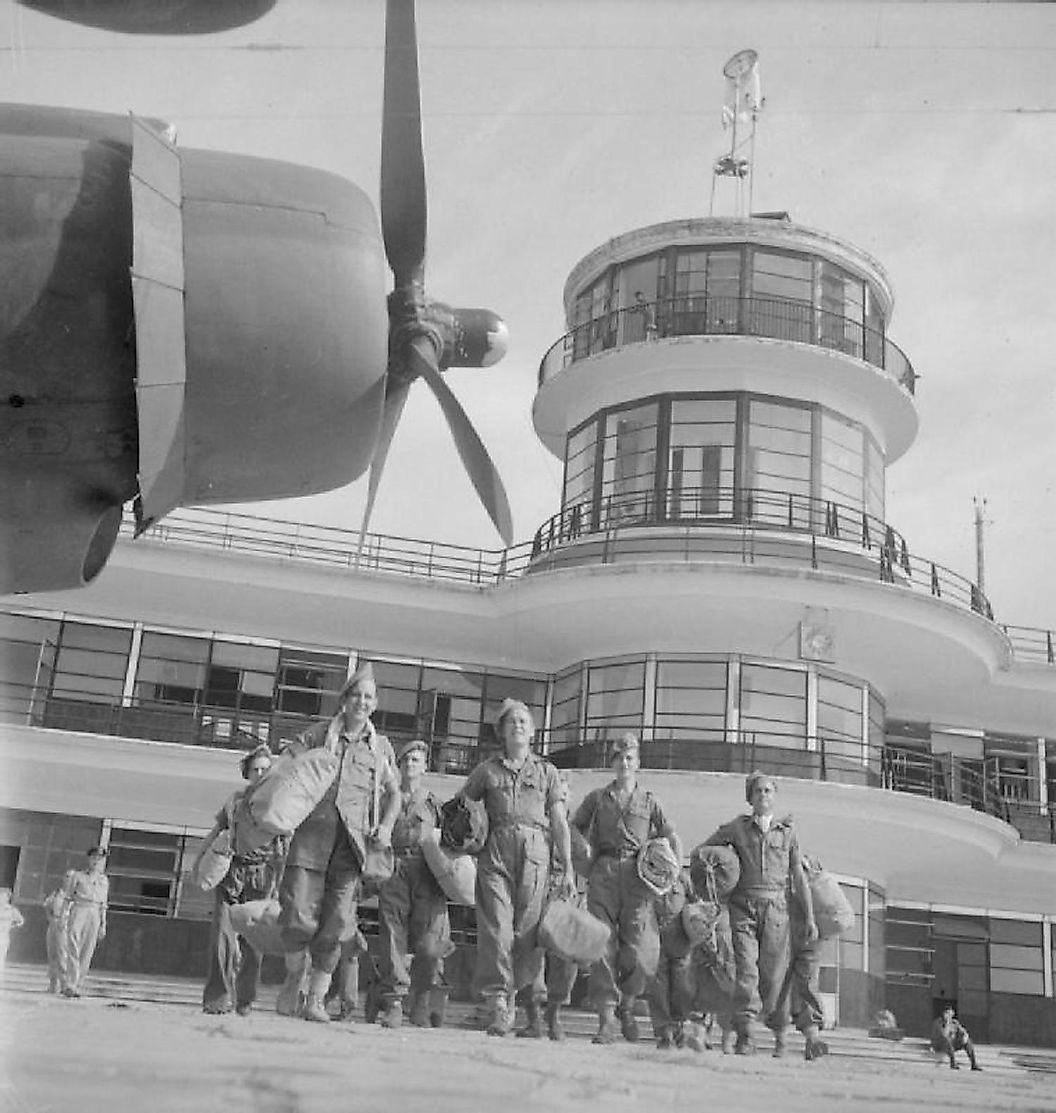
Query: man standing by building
375 739 450 1029
195 744 287 1016
59 846 109 998
571 733 683 1045
704 770 816 1057
461 699 574 1037
277 662 400 1023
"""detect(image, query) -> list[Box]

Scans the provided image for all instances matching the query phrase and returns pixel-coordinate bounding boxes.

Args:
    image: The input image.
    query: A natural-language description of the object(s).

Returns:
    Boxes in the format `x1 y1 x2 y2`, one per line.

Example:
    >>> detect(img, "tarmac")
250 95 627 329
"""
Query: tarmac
3 962 1056 1113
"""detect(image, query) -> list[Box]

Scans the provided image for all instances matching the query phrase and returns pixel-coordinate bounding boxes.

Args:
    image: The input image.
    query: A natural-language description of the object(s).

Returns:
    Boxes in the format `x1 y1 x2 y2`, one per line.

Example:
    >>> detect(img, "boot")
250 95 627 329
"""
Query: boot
804 1025 829 1062
276 950 308 1017
486 996 511 1037
302 968 332 1023
592 1005 620 1045
721 1028 736 1055
682 1019 705 1053
516 997 544 1039
409 992 431 1028
428 986 448 1029
771 1027 787 1058
378 998 403 1029
656 1024 676 1050
734 1026 755 1056
545 1001 565 1042
618 999 640 1043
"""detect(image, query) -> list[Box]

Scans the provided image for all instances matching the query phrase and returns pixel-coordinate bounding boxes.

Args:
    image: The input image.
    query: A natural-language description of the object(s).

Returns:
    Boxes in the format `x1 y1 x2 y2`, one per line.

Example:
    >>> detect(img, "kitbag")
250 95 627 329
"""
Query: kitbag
538 897 610 965
248 746 339 835
439 795 489 855
420 829 476 905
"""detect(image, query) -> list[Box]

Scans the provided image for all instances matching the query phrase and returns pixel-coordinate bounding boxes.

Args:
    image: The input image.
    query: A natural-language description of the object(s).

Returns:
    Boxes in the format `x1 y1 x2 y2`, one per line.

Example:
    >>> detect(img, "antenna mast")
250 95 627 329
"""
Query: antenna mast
710 49 762 217
973 496 988 595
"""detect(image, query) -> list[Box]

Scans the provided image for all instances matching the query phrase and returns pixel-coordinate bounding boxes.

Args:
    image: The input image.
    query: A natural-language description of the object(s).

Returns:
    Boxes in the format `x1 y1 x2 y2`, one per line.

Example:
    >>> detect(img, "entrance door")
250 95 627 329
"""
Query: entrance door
932 936 989 1043
0 845 20 890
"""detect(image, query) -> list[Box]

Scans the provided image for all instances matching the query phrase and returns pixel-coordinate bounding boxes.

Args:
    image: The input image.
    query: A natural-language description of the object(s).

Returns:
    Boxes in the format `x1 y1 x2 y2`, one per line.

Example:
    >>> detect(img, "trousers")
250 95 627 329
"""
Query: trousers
729 893 791 1032
586 856 660 1010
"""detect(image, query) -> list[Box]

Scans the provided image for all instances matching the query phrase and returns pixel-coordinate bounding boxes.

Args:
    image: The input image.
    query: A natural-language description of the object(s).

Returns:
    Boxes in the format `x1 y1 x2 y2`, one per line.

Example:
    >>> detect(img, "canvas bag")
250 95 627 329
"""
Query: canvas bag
420 828 476 905
228 898 286 955
689 843 741 901
194 798 236 890
538 897 609 965
248 745 339 835
358 751 394 884
809 865 856 938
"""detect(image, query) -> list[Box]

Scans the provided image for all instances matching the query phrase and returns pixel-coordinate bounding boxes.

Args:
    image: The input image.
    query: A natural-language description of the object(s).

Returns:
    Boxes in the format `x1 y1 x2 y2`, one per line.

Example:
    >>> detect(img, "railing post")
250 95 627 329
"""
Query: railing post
930 563 941 598
1048 630 1054 665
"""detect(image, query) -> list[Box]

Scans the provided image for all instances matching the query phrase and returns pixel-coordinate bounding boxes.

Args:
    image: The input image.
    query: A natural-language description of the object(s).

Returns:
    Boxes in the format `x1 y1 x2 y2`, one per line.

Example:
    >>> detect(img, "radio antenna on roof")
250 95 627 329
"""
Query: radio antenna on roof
710 49 762 217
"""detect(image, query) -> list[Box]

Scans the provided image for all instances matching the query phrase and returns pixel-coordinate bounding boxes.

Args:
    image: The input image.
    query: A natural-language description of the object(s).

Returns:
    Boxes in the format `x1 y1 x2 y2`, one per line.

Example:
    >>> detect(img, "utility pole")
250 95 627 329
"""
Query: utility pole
973 496 988 596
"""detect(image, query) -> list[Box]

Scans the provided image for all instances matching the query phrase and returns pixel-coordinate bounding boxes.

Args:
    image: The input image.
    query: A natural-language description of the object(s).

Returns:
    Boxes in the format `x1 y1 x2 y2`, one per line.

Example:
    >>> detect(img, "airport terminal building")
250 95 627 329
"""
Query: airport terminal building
3 214 1055 1045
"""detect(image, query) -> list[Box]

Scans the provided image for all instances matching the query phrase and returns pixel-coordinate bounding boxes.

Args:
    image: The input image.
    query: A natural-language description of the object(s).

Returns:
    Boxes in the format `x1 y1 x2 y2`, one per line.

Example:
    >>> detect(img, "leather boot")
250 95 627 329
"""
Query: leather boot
428 987 448 1028
379 998 404 1029
486 996 511 1037
592 1005 619 1045
516 997 544 1039
276 950 308 1017
618 999 640 1043
409 992 430 1028
302 968 332 1023
772 1027 787 1058
545 1001 565 1042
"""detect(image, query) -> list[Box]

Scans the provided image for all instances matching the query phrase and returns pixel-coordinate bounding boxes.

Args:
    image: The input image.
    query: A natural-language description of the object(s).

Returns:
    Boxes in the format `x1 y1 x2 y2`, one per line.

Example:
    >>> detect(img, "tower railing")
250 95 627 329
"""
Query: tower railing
538 294 917 394
528 484 994 620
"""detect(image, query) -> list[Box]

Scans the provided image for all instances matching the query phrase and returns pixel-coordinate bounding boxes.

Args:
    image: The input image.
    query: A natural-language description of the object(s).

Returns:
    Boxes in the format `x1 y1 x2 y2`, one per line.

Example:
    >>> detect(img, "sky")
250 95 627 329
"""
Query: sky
4 0 1055 629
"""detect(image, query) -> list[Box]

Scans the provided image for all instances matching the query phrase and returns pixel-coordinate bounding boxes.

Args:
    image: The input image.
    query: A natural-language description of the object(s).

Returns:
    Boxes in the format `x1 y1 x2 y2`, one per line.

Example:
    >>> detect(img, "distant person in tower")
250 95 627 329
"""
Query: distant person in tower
375 738 451 1029
704 770 816 1057
59 846 109 998
0 887 25 977
194 744 287 1016
931 1004 982 1070
277 662 400 1023
571 733 683 1045
460 698 574 1037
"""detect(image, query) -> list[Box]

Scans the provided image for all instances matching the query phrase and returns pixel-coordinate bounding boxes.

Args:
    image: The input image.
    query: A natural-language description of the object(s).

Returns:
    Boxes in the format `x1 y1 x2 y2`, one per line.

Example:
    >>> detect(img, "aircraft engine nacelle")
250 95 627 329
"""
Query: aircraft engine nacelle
1 104 390 592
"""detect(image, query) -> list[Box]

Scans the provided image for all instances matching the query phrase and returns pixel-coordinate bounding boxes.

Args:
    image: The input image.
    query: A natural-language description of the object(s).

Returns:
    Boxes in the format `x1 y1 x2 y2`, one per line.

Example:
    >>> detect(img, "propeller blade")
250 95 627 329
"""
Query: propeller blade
355 375 414 563
381 0 427 285
407 336 514 546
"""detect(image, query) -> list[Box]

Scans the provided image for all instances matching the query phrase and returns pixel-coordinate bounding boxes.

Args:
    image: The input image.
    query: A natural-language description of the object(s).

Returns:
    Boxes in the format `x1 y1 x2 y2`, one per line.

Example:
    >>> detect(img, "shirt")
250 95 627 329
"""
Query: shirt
63 869 109 908
571 781 672 857
391 787 443 854
462 753 562 831
706 813 802 899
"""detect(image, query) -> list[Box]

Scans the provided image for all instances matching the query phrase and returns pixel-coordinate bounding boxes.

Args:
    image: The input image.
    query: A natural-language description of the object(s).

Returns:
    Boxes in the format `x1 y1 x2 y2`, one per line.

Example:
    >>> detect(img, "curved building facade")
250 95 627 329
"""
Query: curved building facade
2 214 1055 1045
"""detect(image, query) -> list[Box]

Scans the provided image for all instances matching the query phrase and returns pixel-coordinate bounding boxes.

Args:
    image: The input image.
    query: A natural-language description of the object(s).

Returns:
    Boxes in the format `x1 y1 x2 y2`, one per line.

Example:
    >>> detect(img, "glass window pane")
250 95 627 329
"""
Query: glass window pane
599 403 658 526
989 968 1043 995
990 919 1043 947
51 623 131 702
740 665 806 748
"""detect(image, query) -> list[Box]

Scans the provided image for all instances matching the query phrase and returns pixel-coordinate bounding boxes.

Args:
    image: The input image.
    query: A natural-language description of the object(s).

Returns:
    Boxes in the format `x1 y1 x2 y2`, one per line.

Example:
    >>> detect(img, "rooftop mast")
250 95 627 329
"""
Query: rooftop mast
710 49 762 217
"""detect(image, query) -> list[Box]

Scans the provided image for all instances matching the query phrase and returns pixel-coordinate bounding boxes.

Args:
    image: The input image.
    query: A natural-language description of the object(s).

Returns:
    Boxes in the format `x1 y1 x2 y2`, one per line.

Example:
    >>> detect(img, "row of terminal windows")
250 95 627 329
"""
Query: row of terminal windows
562 393 885 532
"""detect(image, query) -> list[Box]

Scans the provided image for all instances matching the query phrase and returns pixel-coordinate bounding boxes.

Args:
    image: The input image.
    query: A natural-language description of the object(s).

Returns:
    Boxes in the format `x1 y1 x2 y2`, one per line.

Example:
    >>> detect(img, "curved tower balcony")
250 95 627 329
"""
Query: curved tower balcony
534 217 919 547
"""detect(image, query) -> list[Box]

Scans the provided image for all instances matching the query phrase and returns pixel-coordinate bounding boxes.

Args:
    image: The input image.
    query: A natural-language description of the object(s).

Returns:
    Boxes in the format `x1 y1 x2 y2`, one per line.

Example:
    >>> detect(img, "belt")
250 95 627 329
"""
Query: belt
393 847 419 859
490 820 548 834
596 847 638 862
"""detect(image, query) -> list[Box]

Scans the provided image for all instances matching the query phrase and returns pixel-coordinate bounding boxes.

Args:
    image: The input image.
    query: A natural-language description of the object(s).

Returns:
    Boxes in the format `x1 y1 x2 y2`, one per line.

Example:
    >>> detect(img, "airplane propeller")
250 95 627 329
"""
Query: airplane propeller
361 0 513 553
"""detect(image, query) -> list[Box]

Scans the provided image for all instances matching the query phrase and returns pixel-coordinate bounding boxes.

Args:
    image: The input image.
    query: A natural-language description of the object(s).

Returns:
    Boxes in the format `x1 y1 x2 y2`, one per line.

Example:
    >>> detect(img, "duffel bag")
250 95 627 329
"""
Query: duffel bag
248 748 339 835
229 898 287 955
636 837 681 897
538 898 610 965
420 830 477 906
689 843 741 901
809 866 856 938
439 795 489 855
194 827 233 891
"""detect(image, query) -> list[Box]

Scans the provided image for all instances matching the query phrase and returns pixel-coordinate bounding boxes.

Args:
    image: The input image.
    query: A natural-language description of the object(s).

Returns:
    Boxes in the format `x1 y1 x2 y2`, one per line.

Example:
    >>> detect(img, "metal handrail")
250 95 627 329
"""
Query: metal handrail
528 485 994 620
537 294 917 394
7 672 1052 841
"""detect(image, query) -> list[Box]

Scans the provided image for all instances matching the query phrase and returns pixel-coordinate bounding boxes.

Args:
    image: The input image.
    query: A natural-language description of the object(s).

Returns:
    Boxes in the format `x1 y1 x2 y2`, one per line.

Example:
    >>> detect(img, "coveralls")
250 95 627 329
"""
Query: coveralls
572 782 674 1011
279 720 398 975
775 906 824 1041
44 890 66 992
647 875 692 1042
0 900 24 977
202 789 287 1013
61 868 108 993
705 813 805 1036
376 786 451 1010
462 753 564 1009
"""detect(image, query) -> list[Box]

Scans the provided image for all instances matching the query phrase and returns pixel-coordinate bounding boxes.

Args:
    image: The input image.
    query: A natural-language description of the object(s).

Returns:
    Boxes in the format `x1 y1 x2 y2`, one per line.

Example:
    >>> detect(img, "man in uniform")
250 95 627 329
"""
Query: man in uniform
704 770 816 1057
571 733 683 1045
375 738 451 1029
276 662 400 1023
461 699 574 1037
195 743 287 1015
